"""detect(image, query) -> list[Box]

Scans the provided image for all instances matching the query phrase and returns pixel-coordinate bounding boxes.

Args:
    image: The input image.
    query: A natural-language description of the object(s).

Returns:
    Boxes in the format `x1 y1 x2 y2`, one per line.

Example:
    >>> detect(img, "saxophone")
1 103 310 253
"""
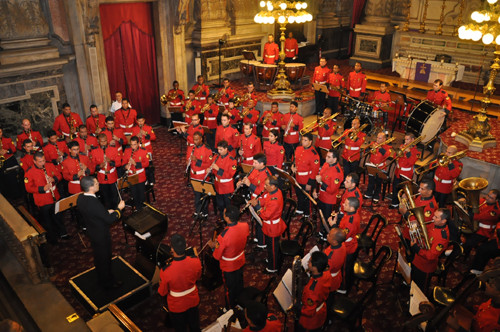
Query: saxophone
43 166 57 202
194 84 203 96
214 87 226 102
200 103 211 113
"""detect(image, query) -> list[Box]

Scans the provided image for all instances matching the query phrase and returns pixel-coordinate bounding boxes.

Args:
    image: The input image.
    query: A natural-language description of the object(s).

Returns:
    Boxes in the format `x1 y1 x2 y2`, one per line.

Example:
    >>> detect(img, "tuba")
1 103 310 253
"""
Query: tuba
457 177 489 214
398 181 431 249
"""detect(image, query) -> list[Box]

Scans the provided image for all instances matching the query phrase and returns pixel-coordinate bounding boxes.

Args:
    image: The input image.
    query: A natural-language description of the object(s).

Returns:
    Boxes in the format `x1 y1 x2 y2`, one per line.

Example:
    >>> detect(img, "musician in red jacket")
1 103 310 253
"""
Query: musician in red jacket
291 133 320 218
122 136 149 209
341 117 366 176
167 80 185 108
340 173 363 215
371 82 392 125
183 90 201 125
42 130 68 171
85 104 106 136
178 114 204 159
201 94 219 149
346 62 367 99
313 57 331 115
102 116 127 152
327 64 344 113
53 103 83 141
114 98 137 135
410 208 450 293
263 34 280 65
19 139 35 172
324 228 347 295
224 99 242 125
158 234 202 332
431 145 463 208
281 101 303 161
75 125 99 155
241 301 283 332
314 149 343 235
427 79 452 114
242 100 260 135
24 152 68 243
239 123 262 167
0 128 16 168
299 251 332 331
191 75 210 106
61 141 91 195
263 129 284 171
189 132 213 218
284 32 298 62
90 134 122 209
217 78 235 107
364 131 393 204
212 140 237 219
215 114 239 158
251 176 286 273
315 107 337 152
132 114 156 185
208 205 249 308
261 102 283 139
17 119 43 151
241 82 258 109
390 133 421 209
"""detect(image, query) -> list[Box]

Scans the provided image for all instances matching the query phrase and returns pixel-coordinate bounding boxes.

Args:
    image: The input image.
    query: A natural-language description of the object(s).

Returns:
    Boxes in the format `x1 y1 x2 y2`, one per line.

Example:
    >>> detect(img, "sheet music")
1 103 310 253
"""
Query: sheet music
397 252 411 284
202 310 241 332
273 269 293 312
301 245 319 271
134 231 151 240
55 200 61 214
409 281 429 316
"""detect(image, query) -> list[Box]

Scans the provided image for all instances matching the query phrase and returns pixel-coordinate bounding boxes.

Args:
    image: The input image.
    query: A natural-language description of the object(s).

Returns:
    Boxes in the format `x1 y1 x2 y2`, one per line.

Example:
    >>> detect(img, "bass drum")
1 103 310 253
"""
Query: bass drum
343 116 372 134
406 100 446 144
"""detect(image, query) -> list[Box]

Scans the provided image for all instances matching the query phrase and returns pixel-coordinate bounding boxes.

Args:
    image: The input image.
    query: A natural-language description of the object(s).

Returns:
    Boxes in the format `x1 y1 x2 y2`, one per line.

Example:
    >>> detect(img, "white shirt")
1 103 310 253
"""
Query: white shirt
110 100 132 114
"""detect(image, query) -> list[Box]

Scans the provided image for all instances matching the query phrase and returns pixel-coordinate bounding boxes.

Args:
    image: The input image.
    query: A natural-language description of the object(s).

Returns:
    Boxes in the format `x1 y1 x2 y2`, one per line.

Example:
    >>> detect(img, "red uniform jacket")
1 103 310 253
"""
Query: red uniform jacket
61 154 92 194
324 242 346 292
16 130 43 151
313 65 331 85
131 125 156 154
89 145 121 184
242 314 282 332
411 224 449 273
284 37 298 58
282 112 303 144
74 135 99 155
341 131 366 162
42 141 68 168
338 211 361 254
432 159 462 194
248 167 272 198
213 153 237 195
257 188 286 238
217 86 235 106
427 89 452 112
24 163 61 207
395 146 420 180
53 112 83 138
318 161 343 205
372 90 392 110
347 71 367 98
475 198 500 239
315 119 336 150
299 272 332 330
102 127 127 151
241 91 258 108
114 108 137 134
243 108 260 129
1 137 16 160
191 83 210 106
122 147 149 183
202 104 219 129
294 145 320 186
472 298 500 332
340 187 363 214
85 114 106 135
366 143 392 171
327 72 345 97
239 134 262 166
19 153 34 172
261 110 283 138
213 221 249 272
225 107 242 125
183 99 201 124
184 124 204 147
215 125 239 157
263 141 284 168
189 144 213 180
263 42 280 64
158 255 201 313
167 89 185 107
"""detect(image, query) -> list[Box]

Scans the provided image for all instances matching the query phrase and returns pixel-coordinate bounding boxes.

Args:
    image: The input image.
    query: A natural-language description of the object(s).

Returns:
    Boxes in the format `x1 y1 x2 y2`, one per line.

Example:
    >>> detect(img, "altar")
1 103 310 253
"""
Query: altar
392 58 465 86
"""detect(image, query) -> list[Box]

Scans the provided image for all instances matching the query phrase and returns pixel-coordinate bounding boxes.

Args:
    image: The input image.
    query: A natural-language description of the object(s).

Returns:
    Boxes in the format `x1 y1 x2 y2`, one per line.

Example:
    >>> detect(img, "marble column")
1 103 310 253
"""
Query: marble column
350 0 395 69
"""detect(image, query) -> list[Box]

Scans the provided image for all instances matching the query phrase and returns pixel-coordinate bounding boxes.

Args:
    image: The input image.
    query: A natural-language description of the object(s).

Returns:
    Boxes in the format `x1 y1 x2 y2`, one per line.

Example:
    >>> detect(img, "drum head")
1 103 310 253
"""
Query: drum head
343 116 372 134
406 101 445 144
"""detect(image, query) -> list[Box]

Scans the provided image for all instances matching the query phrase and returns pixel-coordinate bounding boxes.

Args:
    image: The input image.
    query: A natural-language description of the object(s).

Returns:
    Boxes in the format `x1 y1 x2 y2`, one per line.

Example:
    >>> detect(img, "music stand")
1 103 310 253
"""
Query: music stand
242 50 257 82
312 83 329 94
172 121 189 156
274 167 317 206
167 106 183 114
317 147 329 160
241 164 253 173
117 174 140 190
190 179 216 249
55 193 85 247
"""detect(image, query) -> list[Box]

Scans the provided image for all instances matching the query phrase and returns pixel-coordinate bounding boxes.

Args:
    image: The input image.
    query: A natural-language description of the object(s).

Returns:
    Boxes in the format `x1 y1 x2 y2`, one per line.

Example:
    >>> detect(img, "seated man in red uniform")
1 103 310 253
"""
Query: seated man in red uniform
217 78 235 107
53 102 83 141
371 82 392 125
339 172 363 215
364 131 393 204
208 205 249 309
85 104 106 136
0 127 16 167
75 125 99 155
241 82 258 109
263 34 279 65
167 80 185 108
238 301 282 332
158 234 202 332
178 113 204 159
224 99 242 126
17 118 43 151
114 98 137 136
43 129 68 171
183 90 201 125
61 141 91 195
239 123 262 167
132 113 156 185
201 94 219 149
314 107 337 157
251 176 286 273
261 101 282 139
122 136 149 209
242 99 260 135
284 32 298 63
215 114 239 158
299 251 332 331
410 208 450 294
212 140 237 219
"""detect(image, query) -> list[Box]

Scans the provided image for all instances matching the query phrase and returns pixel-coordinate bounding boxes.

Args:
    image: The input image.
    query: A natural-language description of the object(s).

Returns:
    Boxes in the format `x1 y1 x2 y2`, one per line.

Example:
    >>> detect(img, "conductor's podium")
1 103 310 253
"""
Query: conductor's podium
69 256 151 314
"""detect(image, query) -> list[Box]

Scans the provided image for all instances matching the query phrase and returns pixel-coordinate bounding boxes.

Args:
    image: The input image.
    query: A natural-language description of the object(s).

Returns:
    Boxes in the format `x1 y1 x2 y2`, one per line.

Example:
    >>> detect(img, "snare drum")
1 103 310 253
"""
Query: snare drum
359 103 373 117
349 99 362 115
343 116 373 134
406 100 446 144
285 63 306 82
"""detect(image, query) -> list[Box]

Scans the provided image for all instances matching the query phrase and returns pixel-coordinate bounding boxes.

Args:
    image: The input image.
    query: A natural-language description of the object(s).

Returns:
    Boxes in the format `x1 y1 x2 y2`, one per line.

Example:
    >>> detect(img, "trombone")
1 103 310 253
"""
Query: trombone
331 123 368 149
300 112 340 135
386 135 424 168
415 150 467 175
349 136 396 162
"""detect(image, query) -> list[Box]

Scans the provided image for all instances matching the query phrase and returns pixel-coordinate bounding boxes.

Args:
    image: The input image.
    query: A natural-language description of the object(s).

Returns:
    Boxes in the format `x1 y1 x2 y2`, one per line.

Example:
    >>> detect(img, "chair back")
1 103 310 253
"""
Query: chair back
371 245 392 283
282 198 297 239
362 214 388 244
437 241 463 277
294 219 314 253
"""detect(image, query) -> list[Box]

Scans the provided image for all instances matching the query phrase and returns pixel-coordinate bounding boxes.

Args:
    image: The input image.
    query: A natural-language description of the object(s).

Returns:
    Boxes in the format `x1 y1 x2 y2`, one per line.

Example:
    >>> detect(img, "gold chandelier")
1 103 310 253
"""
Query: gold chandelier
254 1 312 97
454 0 498 151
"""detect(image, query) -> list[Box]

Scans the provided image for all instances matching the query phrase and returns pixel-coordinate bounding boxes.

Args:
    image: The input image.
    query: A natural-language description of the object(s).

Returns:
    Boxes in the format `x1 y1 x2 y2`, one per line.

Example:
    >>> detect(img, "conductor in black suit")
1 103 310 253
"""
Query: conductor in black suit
78 176 125 289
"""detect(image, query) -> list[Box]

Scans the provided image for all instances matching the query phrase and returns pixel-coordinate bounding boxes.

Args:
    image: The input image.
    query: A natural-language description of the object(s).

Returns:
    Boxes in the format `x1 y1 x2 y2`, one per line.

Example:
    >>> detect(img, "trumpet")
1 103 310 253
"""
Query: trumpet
200 103 211 113
300 112 340 135
415 150 467 175
398 181 430 249
194 84 203 96
214 87 226 102
43 167 57 202
262 112 273 125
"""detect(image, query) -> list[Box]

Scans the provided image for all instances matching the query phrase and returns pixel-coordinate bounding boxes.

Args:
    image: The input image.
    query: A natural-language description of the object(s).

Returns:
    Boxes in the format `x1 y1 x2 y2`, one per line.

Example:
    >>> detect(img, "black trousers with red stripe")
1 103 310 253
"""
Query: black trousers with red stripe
223 267 244 308
265 235 281 271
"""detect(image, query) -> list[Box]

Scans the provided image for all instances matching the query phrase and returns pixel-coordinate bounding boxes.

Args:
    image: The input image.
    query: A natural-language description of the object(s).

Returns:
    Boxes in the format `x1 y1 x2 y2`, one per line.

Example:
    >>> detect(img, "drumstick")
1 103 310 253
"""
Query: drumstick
115 182 123 202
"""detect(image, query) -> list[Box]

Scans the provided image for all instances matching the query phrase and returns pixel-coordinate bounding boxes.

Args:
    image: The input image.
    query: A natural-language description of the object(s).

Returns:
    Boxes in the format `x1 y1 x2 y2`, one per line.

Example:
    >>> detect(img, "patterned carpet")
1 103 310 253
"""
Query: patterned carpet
39 124 492 332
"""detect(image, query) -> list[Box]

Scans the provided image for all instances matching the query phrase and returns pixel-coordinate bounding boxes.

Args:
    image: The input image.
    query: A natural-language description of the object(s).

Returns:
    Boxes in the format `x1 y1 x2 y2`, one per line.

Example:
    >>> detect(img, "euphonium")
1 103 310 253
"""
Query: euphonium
457 177 489 214
194 84 203 96
415 150 467 175
398 181 430 249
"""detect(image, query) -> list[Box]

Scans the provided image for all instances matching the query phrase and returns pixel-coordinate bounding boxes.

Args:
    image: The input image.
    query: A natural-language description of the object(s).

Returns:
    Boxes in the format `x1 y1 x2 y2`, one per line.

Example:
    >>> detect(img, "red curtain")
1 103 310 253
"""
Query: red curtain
99 3 160 124
348 0 366 55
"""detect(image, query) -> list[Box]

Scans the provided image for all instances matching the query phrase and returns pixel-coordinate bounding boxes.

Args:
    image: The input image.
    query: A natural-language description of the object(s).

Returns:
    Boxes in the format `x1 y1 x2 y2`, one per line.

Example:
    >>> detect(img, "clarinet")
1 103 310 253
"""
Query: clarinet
202 154 219 183
43 167 57 202
185 146 195 177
